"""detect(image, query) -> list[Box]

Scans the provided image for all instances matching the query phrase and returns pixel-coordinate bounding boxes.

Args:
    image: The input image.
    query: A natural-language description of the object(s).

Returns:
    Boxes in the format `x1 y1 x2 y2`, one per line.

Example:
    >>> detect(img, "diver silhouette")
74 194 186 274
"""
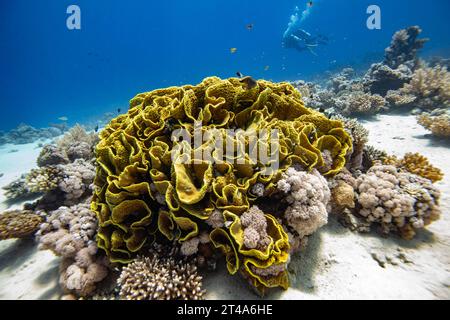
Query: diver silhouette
283 28 329 56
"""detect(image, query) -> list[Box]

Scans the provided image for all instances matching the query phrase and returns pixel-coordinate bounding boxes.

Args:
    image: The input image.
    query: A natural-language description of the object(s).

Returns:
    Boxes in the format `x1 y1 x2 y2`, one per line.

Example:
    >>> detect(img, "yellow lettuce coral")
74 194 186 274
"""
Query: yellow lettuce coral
92 76 352 292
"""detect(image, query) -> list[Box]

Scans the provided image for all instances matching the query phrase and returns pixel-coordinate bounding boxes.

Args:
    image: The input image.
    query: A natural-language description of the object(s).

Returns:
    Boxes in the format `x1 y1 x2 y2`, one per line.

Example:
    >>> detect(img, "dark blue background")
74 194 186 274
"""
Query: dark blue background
0 0 449 130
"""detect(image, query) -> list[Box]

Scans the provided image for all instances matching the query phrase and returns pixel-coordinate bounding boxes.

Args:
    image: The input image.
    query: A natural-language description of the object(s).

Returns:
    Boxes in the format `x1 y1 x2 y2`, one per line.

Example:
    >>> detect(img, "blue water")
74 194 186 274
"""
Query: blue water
1 0 449 130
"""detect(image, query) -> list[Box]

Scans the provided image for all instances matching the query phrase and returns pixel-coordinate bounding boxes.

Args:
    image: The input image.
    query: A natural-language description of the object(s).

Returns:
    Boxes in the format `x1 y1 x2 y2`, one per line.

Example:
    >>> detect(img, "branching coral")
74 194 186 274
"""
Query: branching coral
0 210 42 240
334 91 387 116
56 124 98 154
392 66 450 111
354 164 440 239
36 200 109 297
117 249 205 300
91 77 352 293
417 112 450 138
383 153 444 183
363 26 427 96
384 26 428 69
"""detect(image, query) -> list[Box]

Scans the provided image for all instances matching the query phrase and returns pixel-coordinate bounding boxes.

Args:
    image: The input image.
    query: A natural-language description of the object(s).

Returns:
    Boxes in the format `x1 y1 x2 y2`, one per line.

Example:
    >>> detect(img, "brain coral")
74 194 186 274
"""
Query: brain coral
92 76 352 292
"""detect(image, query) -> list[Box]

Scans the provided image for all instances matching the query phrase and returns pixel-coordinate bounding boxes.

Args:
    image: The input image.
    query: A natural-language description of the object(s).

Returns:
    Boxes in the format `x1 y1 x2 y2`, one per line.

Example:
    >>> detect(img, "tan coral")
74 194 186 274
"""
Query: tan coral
0 210 42 240
417 112 450 138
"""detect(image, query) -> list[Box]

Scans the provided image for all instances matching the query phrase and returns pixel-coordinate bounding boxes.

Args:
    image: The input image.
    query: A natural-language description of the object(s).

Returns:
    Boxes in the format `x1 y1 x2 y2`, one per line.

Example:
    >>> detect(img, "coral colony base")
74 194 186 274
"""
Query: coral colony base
0 26 448 300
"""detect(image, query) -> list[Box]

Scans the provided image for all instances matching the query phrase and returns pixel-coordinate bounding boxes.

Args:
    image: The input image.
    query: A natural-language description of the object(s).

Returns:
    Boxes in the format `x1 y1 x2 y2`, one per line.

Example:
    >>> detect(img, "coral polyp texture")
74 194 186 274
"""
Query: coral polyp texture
354 164 441 239
117 244 205 300
0 210 43 240
92 76 352 293
36 200 109 297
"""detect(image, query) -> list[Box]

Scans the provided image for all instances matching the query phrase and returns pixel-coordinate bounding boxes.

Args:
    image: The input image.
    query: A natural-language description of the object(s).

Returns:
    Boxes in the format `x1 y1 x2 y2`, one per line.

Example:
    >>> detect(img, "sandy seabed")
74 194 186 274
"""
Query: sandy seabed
0 114 449 300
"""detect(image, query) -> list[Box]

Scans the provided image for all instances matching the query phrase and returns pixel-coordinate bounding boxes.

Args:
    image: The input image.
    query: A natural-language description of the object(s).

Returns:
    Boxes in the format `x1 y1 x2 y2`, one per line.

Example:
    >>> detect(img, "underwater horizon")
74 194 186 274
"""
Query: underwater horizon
1 0 449 130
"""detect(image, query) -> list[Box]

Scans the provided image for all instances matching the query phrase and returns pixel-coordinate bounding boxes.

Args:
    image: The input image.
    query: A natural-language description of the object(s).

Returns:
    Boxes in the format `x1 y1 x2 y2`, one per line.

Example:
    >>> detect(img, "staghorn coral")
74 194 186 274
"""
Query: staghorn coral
0 210 42 240
277 167 330 239
91 77 352 293
117 251 205 300
383 153 443 183
36 200 109 297
417 112 450 138
396 65 450 111
354 164 440 239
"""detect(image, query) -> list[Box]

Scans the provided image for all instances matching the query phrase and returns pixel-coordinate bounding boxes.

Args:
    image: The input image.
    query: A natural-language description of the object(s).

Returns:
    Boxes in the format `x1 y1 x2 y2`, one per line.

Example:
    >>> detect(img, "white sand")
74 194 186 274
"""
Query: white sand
0 115 449 300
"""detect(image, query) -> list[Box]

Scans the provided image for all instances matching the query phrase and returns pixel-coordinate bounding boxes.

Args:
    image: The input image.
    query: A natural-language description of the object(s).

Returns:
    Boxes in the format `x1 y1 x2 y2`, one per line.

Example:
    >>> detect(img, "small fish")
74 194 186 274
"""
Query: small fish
236 71 244 78
319 108 325 113
230 47 237 54
246 24 254 30
58 116 68 121
307 1 314 7
94 124 99 133
308 128 317 142
117 108 121 114
239 76 258 90
264 65 270 71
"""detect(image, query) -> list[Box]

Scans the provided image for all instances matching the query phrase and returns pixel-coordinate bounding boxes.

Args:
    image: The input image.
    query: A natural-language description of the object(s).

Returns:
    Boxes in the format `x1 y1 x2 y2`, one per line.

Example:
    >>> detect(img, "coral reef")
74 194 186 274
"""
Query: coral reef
354 164 440 239
36 200 109 297
117 249 205 300
417 111 450 138
364 26 427 95
334 91 387 116
363 62 414 96
2 174 38 200
383 153 444 183
37 145 69 167
384 26 428 69
0 123 64 146
56 124 98 154
92 76 352 293
25 166 61 193
332 115 369 170
0 210 43 240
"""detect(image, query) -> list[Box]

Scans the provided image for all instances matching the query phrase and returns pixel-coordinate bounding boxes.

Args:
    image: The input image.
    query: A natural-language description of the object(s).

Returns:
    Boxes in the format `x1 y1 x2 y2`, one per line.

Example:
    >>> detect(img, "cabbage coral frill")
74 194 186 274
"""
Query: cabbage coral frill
91 77 352 292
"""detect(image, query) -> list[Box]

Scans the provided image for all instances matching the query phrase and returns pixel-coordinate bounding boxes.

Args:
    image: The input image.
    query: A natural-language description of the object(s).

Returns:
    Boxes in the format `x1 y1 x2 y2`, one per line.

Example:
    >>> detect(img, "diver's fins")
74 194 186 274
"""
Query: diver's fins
307 46 318 56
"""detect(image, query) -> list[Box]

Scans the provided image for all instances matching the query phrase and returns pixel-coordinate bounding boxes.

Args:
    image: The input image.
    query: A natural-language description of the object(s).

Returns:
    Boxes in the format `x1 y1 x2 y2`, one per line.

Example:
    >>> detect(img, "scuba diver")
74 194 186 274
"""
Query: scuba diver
283 28 329 56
